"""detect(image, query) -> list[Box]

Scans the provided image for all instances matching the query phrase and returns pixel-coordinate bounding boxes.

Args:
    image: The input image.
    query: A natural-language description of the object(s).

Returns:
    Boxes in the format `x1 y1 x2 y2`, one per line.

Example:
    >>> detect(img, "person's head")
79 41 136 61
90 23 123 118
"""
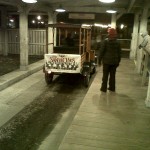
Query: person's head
107 28 117 39
140 31 148 38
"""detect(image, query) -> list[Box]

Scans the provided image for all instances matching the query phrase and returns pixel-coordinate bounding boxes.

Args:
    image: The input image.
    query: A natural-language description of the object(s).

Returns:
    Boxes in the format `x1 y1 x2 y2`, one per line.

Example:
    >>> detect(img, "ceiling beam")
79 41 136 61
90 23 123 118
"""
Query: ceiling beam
44 0 99 6
0 0 17 6
127 0 136 13
52 6 126 13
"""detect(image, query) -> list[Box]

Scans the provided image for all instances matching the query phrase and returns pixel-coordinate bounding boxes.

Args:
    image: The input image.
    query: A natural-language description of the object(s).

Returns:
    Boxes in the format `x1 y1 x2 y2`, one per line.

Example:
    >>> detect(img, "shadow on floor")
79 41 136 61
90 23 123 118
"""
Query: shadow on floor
0 54 43 76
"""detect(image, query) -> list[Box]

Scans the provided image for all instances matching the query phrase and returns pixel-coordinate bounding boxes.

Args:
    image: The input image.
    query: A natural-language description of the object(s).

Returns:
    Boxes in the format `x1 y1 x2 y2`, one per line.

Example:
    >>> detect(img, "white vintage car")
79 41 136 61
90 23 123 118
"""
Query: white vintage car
43 23 96 87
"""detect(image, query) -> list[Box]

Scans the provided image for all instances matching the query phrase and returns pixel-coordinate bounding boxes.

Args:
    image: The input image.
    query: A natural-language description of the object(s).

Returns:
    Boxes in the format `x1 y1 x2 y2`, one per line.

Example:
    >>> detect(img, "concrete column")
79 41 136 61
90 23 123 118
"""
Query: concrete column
1 8 8 56
130 13 139 59
136 6 148 73
145 74 150 107
47 11 56 53
144 0 150 107
19 7 29 70
111 14 116 29
53 13 57 47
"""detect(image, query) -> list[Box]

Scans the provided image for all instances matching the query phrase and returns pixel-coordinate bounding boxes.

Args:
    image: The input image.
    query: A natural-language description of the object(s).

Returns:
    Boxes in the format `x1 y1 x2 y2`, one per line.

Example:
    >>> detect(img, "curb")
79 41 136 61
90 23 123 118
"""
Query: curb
0 60 44 91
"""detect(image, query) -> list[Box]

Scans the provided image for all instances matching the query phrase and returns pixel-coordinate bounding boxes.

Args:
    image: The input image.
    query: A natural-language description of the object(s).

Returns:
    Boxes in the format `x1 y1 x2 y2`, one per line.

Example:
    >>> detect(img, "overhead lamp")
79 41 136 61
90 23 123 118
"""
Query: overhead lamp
55 5 66 12
99 0 115 3
22 0 37 3
82 24 92 27
37 15 41 20
120 24 124 29
94 23 109 28
106 9 117 13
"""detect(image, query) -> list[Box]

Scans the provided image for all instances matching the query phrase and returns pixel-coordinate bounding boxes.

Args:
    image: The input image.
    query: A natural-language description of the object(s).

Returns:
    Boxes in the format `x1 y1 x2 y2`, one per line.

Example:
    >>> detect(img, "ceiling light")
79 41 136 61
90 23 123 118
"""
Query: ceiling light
37 15 41 20
106 10 117 13
22 0 37 3
94 23 109 28
120 24 124 29
55 5 66 12
99 0 115 3
82 24 92 27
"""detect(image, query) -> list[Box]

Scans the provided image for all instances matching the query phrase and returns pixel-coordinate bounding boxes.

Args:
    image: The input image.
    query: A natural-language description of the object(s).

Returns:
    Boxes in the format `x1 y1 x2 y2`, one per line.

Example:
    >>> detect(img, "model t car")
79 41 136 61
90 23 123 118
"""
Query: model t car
43 23 96 87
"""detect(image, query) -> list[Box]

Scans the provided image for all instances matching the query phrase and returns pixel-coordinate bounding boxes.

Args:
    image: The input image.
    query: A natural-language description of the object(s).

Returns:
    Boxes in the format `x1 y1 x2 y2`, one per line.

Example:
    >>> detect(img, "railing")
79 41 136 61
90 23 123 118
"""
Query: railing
0 30 5 54
0 29 46 55
117 39 131 51
0 31 131 56
7 29 20 54
28 29 46 55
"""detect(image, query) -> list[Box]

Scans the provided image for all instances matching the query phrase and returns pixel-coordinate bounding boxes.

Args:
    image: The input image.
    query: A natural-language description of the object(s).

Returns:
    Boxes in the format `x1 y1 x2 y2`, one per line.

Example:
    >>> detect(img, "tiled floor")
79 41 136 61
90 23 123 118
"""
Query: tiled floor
58 58 150 150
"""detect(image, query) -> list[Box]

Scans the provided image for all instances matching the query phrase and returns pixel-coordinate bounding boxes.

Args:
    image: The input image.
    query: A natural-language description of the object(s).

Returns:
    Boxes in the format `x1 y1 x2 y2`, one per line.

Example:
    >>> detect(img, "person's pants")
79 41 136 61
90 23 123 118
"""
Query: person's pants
100 64 118 92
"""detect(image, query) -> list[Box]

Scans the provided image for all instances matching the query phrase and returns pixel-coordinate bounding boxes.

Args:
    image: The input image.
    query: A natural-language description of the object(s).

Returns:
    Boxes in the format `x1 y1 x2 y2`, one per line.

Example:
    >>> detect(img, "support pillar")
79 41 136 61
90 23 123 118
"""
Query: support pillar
19 7 29 71
47 11 56 53
130 13 139 59
111 14 116 29
144 0 150 107
136 6 148 73
145 74 150 107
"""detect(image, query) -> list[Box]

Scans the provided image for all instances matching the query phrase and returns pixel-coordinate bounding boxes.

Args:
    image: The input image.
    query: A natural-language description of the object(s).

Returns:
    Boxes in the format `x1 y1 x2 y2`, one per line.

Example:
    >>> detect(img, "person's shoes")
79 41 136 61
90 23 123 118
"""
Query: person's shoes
100 88 106 93
108 88 115 92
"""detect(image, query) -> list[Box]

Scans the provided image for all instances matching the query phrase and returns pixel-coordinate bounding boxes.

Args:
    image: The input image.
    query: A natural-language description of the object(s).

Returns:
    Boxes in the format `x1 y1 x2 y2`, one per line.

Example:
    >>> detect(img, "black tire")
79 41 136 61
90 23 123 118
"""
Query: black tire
92 67 96 74
45 73 53 84
84 74 90 87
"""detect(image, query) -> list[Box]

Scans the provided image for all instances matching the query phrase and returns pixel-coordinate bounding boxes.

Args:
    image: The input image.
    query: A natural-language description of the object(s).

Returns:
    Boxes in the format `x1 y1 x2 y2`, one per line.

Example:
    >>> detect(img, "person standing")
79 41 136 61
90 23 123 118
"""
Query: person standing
138 31 150 55
138 31 150 49
98 28 121 92
65 33 74 46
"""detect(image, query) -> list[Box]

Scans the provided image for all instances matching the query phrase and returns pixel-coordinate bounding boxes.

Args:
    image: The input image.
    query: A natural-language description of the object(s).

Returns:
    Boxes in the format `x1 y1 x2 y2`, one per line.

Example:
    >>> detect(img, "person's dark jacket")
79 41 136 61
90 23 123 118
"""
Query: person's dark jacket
98 38 121 65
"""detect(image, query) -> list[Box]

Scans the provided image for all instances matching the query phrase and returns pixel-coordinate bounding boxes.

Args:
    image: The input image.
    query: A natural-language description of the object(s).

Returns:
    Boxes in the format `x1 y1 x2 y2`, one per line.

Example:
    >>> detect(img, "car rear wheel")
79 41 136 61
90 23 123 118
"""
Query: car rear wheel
84 74 90 87
45 73 53 84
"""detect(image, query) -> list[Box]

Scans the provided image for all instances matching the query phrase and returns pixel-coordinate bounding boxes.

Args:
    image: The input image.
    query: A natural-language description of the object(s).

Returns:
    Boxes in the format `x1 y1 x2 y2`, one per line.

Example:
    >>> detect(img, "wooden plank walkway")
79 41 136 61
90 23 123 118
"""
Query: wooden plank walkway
58 58 150 150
